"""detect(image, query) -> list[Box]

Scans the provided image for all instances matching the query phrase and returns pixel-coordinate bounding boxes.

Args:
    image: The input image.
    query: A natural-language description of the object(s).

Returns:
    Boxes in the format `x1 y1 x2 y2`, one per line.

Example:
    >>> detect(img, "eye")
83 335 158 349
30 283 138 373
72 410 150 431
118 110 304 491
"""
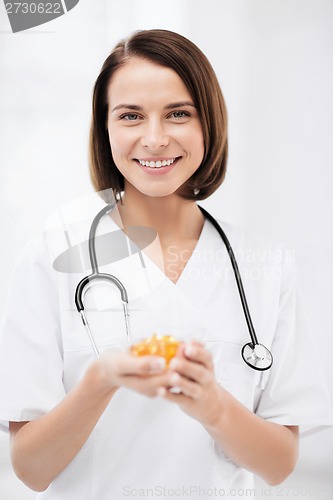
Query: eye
169 110 191 120
120 113 140 121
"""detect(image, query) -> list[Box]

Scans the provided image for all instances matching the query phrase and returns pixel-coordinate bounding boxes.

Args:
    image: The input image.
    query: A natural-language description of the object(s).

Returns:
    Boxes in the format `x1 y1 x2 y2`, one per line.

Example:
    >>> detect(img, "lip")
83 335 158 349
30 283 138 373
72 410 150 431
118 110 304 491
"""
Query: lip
134 157 181 175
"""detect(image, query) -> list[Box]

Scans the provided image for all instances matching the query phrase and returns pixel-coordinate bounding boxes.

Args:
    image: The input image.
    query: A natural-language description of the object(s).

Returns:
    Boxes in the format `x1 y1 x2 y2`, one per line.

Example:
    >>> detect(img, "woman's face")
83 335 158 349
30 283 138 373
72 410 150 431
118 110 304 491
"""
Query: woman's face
107 57 204 198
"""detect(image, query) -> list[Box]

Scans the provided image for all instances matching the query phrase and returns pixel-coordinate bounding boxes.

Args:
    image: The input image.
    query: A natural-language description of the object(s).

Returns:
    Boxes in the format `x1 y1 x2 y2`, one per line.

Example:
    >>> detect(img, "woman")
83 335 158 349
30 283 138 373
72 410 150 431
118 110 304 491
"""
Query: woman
0 29 331 499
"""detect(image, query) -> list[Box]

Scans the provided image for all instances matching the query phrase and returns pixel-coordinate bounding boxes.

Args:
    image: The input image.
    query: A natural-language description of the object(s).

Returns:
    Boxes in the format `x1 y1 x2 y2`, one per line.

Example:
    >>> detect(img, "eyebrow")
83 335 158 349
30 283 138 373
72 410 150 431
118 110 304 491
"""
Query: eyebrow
111 101 196 112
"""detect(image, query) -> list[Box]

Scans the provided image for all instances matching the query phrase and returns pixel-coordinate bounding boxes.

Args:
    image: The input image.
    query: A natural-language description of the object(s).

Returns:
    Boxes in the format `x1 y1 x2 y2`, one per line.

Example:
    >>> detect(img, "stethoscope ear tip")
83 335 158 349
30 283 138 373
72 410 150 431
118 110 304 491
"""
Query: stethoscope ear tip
241 343 273 371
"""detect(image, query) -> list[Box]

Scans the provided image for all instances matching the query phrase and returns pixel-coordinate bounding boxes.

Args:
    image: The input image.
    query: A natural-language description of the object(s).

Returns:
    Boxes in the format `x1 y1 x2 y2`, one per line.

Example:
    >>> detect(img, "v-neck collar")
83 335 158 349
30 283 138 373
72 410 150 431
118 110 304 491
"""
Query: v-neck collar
98 207 229 313
101 208 209 286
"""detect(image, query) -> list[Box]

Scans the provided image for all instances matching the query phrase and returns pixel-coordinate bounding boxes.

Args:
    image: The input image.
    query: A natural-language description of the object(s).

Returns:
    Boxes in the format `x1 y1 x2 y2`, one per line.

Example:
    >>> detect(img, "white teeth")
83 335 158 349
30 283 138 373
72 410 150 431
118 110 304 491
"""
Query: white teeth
138 158 176 168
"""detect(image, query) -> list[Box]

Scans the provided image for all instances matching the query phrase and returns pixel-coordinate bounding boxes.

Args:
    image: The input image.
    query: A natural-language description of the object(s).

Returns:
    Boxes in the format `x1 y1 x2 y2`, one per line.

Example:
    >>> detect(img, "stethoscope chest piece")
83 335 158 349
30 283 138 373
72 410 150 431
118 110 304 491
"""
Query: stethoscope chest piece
241 343 273 371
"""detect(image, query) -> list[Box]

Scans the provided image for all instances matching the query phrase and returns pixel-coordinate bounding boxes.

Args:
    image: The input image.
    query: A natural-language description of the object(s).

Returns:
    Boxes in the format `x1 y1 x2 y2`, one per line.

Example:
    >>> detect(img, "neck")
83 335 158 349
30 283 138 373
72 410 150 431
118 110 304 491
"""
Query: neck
113 186 204 243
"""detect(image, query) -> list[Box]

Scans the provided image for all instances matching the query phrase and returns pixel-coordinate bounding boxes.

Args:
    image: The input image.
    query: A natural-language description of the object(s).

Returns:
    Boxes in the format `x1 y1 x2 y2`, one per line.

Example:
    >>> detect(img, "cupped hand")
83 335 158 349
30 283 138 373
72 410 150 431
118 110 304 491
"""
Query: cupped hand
157 341 225 426
94 348 170 397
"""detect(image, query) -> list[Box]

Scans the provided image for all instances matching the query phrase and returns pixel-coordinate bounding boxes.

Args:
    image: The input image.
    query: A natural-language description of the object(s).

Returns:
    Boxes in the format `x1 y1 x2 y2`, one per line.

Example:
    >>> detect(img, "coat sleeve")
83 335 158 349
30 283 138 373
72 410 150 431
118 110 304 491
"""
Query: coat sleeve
0 235 65 433
254 247 333 433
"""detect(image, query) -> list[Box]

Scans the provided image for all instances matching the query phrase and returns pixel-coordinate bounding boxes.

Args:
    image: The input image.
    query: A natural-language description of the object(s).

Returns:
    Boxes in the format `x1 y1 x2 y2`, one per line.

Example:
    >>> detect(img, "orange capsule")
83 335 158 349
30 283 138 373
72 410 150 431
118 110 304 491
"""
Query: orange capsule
130 334 180 366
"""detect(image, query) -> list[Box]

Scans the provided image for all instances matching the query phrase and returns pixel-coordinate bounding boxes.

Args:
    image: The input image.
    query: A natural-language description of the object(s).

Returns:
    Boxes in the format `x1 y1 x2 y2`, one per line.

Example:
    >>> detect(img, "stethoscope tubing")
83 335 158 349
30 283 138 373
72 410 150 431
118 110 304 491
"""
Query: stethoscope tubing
198 206 259 346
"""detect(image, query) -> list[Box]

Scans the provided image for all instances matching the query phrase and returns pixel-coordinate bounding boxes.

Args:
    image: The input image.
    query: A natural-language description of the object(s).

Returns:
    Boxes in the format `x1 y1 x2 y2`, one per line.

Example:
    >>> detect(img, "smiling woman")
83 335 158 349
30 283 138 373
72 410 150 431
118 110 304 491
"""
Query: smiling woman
0 29 332 500
89 29 228 201
106 57 204 198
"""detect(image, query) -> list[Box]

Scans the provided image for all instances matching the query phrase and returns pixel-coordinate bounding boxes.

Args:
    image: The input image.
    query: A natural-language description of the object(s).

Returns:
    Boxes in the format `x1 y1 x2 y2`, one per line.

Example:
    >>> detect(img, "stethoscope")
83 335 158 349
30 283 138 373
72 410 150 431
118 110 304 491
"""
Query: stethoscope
75 203 273 371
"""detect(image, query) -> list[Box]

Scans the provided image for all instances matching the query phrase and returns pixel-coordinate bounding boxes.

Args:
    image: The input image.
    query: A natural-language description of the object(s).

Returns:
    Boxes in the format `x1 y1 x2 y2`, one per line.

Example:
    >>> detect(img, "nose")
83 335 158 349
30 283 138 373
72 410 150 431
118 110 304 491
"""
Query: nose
140 119 169 150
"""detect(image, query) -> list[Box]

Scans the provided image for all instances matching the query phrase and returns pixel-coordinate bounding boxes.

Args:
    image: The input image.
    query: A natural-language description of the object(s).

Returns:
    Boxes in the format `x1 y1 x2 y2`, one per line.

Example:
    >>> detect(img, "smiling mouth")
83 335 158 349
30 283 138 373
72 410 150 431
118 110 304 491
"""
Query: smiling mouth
136 157 180 168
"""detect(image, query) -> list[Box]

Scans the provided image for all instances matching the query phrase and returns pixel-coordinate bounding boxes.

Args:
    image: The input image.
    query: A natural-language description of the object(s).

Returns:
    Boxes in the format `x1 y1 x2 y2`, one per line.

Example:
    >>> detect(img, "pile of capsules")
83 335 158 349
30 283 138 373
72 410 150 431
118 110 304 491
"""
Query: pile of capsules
130 334 180 366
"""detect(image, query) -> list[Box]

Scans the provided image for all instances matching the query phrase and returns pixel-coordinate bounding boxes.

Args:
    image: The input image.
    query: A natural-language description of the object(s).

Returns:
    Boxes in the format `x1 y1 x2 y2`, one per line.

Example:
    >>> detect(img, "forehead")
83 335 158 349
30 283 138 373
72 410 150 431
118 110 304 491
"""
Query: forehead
107 57 192 108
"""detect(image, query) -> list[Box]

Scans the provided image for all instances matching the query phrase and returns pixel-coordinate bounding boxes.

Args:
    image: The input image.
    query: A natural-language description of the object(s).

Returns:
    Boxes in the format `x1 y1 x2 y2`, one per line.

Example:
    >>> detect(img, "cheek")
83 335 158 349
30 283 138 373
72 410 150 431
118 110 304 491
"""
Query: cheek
181 127 204 158
108 127 133 158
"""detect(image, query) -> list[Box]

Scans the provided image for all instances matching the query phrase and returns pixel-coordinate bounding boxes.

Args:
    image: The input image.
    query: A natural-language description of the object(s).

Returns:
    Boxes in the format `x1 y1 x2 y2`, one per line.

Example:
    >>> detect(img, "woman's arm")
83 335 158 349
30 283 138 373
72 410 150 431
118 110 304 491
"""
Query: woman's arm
9 350 168 492
158 342 299 486
205 396 299 486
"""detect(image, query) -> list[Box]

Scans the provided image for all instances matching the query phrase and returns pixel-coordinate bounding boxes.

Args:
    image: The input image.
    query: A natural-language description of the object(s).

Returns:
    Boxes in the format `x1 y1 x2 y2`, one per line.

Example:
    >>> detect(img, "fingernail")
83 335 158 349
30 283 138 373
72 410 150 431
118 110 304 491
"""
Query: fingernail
149 357 166 372
171 373 180 385
185 344 195 357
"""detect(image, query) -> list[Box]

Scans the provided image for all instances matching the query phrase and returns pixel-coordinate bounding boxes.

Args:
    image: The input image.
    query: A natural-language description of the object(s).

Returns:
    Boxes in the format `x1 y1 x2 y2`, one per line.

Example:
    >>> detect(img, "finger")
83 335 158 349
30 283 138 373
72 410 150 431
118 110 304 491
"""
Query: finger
183 342 214 370
123 355 167 375
175 340 204 356
167 371 202 399
102 350 166 376
168 357 210 385
157 373 203 403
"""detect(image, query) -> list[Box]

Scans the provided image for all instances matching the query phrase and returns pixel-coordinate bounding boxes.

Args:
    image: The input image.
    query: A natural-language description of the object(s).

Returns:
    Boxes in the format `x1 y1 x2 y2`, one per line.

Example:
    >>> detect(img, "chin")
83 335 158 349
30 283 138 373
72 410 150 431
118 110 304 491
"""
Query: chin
136 186 181 198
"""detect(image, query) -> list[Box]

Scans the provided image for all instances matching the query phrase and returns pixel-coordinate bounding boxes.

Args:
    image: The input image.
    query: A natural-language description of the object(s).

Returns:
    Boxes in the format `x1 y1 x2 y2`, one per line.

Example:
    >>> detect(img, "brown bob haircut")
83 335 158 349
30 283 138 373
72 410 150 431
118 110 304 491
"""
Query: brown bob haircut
90 29 228 201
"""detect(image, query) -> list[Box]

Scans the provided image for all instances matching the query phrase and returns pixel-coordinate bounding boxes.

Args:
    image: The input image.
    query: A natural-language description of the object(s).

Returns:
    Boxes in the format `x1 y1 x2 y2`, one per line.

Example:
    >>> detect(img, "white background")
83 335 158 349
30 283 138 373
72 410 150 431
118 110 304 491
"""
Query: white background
0 0 332 498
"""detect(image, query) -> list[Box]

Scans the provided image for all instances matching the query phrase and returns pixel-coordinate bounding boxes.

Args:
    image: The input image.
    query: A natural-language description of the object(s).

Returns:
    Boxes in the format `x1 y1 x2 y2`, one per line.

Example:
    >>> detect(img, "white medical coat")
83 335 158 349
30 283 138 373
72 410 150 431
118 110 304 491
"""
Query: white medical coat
0 198 332 499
